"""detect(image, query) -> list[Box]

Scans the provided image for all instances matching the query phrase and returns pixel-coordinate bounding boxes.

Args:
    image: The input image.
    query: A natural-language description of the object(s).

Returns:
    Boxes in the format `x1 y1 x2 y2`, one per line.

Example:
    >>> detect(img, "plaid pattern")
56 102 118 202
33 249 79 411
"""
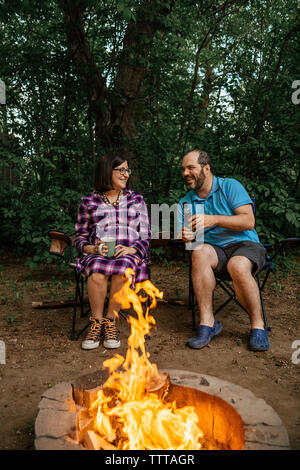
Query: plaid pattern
74 190 151 282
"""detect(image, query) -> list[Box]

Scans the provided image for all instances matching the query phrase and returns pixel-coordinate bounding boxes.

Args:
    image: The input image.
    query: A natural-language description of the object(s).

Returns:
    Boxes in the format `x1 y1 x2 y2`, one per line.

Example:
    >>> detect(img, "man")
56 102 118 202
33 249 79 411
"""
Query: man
177 149 269 351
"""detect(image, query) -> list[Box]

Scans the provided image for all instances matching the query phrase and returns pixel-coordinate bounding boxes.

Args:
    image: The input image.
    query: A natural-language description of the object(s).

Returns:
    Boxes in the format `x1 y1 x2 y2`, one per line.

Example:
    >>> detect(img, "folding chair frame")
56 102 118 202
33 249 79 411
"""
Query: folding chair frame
48 230 91 340
188 237 299 331
48 226 298 340
48 229 155 341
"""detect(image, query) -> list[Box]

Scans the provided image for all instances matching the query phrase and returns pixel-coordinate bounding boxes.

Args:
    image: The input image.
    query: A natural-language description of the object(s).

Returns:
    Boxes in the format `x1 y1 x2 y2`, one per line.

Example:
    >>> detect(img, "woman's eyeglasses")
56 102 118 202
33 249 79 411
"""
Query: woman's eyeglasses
112 168 132 176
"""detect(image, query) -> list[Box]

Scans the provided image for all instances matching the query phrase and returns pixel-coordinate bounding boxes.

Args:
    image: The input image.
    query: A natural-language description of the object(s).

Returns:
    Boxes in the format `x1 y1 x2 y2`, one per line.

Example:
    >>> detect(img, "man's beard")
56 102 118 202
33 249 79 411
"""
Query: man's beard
186 168 206 192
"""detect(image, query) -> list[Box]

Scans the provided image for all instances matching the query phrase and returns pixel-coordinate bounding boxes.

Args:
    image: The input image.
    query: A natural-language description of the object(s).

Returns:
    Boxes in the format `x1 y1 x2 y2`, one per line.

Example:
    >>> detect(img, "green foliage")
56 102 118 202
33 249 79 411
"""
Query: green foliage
0 0 299 267
236 172 300 242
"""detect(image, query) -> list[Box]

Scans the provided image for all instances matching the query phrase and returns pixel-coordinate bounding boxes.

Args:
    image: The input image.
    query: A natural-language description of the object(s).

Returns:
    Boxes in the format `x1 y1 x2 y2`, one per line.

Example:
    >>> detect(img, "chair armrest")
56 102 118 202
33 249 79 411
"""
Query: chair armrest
265 237 299 261
48 230 74 257
279 237 300 246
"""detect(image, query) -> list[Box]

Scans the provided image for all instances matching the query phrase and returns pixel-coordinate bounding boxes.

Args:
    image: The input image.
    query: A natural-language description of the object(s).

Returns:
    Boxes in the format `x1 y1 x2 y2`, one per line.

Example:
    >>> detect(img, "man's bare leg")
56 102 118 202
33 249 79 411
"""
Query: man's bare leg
191 244 219 327
227 256 265 330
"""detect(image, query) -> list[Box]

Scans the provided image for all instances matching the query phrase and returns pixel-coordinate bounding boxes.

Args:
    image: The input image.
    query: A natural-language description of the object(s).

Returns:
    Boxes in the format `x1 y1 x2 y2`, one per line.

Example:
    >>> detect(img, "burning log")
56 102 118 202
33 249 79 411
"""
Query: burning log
83 430 117 450
82 387 103 409
73 369 110 407
75 408 94 442
74 372 170 409
148 372 170 400
73 269 204 450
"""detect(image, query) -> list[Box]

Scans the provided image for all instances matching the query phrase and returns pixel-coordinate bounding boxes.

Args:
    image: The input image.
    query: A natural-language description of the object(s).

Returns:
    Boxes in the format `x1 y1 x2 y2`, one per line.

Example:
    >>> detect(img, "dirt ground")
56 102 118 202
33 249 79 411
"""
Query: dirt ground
0 253 299 451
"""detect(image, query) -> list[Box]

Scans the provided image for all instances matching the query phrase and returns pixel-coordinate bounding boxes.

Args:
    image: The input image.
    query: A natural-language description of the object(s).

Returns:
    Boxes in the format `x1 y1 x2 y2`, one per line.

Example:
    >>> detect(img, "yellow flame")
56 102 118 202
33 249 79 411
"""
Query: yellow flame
89 268 203 450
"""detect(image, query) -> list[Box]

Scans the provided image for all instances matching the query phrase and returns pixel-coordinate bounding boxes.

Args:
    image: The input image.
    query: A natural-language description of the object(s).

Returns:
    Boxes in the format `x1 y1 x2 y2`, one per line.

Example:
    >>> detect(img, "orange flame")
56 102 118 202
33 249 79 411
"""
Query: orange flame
89 268 203 450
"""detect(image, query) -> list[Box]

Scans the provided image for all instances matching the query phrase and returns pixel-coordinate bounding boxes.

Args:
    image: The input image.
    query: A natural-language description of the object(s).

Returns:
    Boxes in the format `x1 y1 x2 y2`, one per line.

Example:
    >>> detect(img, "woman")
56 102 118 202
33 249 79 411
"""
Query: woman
75 153 151 351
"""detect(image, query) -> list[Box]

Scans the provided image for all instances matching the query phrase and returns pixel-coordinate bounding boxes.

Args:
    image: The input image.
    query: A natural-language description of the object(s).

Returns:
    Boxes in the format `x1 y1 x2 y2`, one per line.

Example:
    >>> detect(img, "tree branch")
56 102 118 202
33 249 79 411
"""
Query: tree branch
253 21 300 140
58 0 175 151
110 0 175 143
58 0 108 125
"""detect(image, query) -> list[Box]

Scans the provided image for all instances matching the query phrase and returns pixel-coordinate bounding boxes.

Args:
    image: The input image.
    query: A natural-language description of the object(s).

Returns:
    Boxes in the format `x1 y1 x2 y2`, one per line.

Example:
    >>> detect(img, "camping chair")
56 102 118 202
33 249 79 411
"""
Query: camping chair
48 230 131 340
49 230 91 340
187 199 300 330
48 229 167 341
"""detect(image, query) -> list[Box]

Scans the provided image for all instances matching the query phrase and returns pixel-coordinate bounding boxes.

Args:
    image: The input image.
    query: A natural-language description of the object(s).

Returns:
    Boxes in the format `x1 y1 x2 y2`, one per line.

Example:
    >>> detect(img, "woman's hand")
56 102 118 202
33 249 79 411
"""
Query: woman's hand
94 240 108 256
114 245 137 258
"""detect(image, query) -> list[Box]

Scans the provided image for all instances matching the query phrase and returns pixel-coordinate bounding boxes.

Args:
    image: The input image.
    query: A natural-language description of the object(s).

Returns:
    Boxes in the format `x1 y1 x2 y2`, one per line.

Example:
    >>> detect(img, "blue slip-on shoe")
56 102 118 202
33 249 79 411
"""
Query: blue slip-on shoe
249 328 270 352
187 320 223 349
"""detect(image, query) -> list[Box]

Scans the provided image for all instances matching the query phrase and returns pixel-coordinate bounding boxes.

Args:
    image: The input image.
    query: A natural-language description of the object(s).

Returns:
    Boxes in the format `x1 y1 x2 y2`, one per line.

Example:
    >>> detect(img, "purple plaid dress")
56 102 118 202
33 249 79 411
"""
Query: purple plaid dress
74 189 150 282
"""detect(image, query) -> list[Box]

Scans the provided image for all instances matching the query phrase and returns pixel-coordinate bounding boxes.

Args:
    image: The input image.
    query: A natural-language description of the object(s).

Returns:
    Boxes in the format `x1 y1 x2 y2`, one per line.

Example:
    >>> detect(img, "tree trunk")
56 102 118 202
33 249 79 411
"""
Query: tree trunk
59 0 174 164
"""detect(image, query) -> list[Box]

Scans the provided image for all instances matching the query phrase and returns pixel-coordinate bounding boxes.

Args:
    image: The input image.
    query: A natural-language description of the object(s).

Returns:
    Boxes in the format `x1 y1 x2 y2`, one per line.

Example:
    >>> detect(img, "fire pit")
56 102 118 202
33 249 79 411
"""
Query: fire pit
34 368 290 450
34 271 290 450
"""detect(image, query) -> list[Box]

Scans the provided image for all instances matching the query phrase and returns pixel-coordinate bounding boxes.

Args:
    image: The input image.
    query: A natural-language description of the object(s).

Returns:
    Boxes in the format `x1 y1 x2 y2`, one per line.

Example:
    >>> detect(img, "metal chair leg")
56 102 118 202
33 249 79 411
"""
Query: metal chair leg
80 277 85 317
261 268 272 291
75 320 91 341
189 272 271 332
215 280 248 313
214 296 234 316
71 269 81 341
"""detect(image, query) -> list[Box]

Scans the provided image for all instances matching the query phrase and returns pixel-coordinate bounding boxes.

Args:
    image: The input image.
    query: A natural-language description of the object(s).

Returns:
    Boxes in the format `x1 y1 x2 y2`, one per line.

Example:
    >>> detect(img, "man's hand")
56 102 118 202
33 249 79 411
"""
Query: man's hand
181 213 216 241
181 227 196 242
190 214 217 232
189 205 255 232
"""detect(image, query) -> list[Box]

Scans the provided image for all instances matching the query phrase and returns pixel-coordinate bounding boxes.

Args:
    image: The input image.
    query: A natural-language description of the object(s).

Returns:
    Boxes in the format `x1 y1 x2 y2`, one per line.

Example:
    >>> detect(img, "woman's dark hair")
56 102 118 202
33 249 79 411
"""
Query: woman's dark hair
93 152 128 192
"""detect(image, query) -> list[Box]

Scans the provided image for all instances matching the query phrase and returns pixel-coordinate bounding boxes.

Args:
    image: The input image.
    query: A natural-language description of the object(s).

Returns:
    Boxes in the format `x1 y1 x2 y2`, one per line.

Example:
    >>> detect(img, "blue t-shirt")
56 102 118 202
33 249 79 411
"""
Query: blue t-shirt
177 176 260 247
